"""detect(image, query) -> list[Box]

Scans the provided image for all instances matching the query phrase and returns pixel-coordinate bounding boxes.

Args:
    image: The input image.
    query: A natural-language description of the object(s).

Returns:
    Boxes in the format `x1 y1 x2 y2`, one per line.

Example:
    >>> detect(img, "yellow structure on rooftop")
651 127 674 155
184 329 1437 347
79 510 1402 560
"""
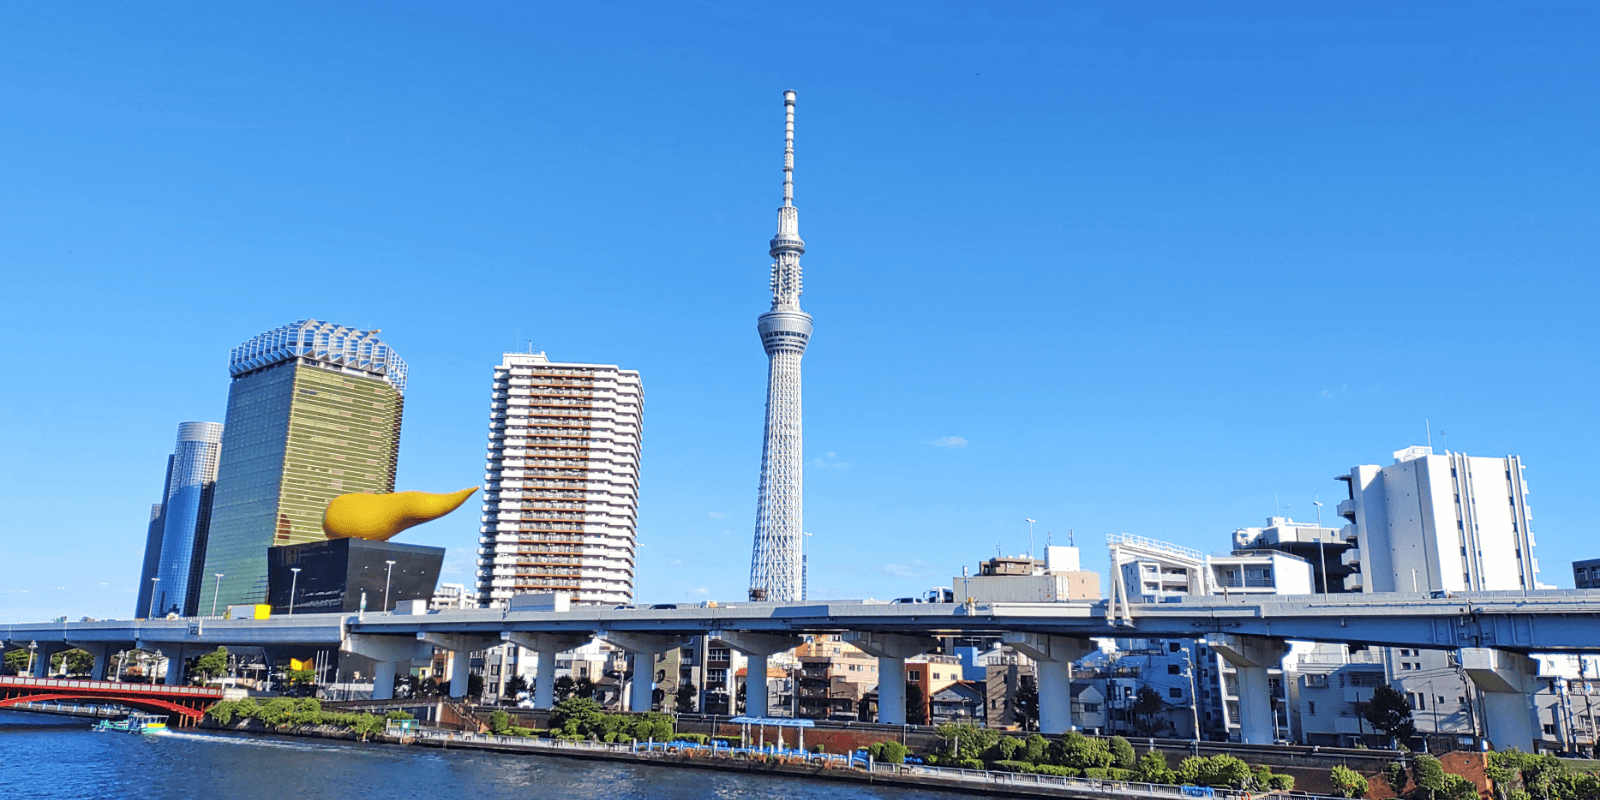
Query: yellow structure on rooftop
321 487 477 541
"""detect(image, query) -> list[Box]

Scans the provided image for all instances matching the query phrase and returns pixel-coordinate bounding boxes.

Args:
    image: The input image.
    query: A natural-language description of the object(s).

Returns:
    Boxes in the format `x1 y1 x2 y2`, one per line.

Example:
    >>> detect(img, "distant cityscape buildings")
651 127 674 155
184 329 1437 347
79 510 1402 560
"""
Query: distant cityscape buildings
199 320 407 610
136 421 224 617
475 351 643 608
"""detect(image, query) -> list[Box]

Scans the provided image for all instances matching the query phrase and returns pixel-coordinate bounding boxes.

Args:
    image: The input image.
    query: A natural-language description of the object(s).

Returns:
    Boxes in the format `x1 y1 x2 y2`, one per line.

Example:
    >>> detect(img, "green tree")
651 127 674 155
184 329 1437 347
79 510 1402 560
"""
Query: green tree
549 696 606 737
1023 734 1050 764
50 649 95 676
281 668 316 689
1135 750 1175 784
1109 736 1137 769
1132 686 1165 734
907 683 928 725
573 677 596 700
1014 675 1040 731
192 647 229 682
1053 731 1114 770
489 710 511 734
1412 754 1449 800
1365 685 1416 742
675 683 697 714
553 676 576 701
936 721 1000 762
4 649 31 675
467 674 484 699
503 674 529 701
1331 765 1370 798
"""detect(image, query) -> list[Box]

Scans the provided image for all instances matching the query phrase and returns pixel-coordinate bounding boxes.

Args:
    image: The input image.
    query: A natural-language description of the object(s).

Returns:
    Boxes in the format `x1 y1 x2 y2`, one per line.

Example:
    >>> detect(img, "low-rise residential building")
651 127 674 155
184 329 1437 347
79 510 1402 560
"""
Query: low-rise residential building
932 681 986 725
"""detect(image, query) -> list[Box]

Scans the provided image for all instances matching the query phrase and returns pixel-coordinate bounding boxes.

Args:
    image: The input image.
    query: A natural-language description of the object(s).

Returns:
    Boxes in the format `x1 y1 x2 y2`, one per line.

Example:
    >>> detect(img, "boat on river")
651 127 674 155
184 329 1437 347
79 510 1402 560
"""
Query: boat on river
92 712 168 734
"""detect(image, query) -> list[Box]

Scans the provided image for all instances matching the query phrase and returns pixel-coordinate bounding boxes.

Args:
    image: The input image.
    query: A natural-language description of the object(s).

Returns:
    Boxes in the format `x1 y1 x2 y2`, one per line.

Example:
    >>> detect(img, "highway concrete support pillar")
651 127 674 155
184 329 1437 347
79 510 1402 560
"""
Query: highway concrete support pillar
1003 633 1095 734
502 633 593 710
164 646 185 686
343 634 428 702
843 632 938 725
1461 648 1541 753
418 633 499 699
715 632 803 719
68 643 112 681
1208 634 1288 745
604 633 690 713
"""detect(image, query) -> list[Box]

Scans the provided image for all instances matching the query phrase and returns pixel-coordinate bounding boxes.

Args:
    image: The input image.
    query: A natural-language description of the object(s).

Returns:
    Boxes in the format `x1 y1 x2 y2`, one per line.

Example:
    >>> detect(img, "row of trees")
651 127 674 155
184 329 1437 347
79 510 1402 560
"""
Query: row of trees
925 723 1296 789
205 697 412 740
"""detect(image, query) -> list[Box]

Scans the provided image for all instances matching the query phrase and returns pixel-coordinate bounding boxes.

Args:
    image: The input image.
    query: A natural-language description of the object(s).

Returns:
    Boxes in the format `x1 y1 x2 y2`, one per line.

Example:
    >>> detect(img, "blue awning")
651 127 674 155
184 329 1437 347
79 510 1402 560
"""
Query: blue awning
727 716 815 727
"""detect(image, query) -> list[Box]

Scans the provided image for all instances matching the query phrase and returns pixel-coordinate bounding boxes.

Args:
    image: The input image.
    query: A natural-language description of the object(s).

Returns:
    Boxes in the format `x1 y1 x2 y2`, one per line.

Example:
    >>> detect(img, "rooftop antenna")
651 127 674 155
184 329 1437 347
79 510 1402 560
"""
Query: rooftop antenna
1441 429 1448 454
1068 529 1074 547
1426 418 1433 451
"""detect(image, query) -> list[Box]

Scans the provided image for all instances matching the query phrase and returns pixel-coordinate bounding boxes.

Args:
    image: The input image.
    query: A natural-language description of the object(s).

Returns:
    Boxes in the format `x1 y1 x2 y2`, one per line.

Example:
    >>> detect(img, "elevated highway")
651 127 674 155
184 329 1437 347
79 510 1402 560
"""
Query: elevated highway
7 590 1598 750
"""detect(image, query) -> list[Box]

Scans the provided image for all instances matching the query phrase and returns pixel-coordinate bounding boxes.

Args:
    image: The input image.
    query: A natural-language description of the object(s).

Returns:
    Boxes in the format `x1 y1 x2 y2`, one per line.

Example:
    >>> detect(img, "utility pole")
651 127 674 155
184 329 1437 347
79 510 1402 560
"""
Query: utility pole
1184 649 1201 742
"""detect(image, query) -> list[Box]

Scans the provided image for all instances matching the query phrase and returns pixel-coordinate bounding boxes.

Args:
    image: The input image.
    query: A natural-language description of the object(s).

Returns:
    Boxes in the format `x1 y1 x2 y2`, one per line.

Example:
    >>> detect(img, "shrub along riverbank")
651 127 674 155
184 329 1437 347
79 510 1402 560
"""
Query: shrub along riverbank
923 724 1298 792
205 698 411 740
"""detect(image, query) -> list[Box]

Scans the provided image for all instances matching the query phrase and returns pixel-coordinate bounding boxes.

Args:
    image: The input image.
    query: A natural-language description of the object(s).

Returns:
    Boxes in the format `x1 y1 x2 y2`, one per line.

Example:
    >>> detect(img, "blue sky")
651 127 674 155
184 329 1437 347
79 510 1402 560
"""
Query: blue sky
2 3 1596 623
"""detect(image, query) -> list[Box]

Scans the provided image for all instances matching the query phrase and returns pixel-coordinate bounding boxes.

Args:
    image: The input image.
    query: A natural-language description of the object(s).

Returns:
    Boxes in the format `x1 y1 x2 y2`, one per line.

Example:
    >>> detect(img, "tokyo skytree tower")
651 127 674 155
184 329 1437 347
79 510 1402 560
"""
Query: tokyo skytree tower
749 90 812 602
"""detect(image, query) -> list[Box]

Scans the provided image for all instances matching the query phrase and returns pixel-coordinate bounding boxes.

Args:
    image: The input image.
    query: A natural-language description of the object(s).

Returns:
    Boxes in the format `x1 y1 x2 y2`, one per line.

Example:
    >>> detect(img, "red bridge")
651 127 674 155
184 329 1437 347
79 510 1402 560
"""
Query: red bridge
0 676 223 725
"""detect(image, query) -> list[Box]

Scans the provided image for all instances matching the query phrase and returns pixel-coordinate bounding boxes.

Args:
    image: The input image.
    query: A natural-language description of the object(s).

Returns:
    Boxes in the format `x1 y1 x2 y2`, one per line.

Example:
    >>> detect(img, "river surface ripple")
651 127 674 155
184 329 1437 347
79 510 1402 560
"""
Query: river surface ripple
0 711 955 799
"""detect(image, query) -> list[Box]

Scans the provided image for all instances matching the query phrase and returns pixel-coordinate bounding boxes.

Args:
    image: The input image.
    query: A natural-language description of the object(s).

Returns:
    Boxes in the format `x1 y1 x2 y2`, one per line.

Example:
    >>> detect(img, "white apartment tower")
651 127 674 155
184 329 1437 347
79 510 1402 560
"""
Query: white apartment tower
476 352 642 607
1338 446 1540 594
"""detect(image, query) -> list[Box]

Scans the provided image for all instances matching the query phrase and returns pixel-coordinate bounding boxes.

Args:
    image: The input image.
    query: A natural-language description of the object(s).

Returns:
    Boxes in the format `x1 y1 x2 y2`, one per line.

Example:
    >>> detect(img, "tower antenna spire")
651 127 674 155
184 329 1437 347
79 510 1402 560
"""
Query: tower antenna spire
749 90 815 602
782 89 795 208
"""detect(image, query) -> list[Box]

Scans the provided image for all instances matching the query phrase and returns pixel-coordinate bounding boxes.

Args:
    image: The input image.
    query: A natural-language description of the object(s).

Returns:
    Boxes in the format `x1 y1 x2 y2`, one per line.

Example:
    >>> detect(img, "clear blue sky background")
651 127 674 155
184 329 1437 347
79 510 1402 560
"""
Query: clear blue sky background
2 3 1596 623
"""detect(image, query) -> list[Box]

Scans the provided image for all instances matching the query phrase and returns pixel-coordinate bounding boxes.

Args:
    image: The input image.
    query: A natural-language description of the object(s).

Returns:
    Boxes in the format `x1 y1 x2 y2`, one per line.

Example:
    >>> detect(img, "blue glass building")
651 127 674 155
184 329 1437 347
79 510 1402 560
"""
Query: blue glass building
141 422 225 617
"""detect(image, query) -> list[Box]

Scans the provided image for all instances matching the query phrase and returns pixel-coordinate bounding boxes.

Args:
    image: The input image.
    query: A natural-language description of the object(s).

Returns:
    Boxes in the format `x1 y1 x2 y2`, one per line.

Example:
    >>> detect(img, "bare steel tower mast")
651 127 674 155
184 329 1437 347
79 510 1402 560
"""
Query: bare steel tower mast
749 90 812 602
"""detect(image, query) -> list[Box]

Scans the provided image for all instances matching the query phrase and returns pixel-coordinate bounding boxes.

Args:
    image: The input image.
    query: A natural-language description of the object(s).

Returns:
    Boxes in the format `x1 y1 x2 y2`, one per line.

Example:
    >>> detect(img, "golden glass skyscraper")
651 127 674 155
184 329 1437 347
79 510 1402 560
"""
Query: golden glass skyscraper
200 320 406 609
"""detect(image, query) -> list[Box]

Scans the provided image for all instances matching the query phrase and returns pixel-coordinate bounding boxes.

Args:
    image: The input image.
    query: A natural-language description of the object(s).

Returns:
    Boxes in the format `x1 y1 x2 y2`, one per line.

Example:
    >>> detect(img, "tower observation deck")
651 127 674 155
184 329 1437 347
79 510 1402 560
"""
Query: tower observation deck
749 90 812 602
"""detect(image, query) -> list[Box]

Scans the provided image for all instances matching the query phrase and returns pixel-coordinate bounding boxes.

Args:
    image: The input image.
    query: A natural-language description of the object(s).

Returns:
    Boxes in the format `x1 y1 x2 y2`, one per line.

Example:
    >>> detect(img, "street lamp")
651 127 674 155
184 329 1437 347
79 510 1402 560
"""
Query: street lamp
26 641 37 677
148 577 160 619
288 568 302 615
383 560 397 615
211 573 225 617
1024 518 1037 561
1312 498 1328 595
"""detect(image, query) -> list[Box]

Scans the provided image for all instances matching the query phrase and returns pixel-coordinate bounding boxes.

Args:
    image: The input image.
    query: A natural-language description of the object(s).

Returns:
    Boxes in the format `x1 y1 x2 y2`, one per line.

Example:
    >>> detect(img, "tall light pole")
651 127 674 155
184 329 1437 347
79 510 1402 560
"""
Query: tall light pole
211 573 225 617
148 577 160 619
1312 498 1328 595
1025 518 1037 561
383 560 397 615
288 568 302 615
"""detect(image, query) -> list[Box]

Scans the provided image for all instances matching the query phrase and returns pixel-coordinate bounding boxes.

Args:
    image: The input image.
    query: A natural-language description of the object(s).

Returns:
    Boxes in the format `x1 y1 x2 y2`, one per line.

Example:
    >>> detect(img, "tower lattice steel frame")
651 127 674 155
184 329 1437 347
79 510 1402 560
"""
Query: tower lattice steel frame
749 90 812 602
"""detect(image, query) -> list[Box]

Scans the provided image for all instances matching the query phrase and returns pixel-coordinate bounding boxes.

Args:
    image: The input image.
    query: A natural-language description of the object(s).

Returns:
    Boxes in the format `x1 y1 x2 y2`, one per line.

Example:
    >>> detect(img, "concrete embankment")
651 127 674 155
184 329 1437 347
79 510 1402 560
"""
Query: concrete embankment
198 718 1254 799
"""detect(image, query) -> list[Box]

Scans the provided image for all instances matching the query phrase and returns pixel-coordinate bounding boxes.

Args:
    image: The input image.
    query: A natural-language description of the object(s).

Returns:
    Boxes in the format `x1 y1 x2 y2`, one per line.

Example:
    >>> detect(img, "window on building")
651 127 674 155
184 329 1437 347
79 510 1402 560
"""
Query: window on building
1169 688 1183 698
1170 643 1182 653
1544 724 1557 735
909 670 922 681
1169 665 1181 675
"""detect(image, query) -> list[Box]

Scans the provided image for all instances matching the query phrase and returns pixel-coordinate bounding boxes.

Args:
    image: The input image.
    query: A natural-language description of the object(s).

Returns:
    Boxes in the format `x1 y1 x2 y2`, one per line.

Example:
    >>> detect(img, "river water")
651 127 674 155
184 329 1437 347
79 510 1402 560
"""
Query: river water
0 711 952 799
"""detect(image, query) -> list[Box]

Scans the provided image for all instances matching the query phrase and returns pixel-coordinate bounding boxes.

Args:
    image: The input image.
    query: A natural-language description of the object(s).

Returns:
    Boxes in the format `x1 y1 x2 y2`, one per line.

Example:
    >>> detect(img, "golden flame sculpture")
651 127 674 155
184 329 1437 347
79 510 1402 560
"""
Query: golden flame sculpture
321 487 477 541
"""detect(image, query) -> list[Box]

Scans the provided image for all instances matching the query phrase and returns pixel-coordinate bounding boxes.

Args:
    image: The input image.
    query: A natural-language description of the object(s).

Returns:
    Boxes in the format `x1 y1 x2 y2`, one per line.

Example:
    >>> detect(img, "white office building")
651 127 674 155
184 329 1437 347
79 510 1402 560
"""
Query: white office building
476 352 643 607
1338 445 1541 594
